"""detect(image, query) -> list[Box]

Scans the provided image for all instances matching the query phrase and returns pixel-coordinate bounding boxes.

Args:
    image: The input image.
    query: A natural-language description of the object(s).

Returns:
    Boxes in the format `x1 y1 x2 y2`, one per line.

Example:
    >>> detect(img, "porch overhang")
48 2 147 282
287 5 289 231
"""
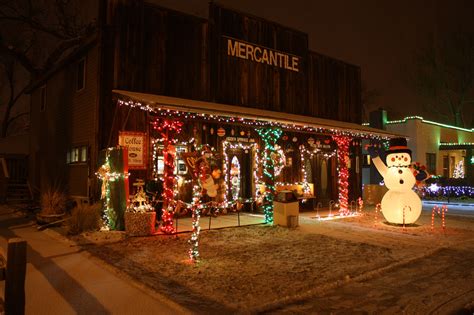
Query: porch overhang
439 143 474 150
113 90 401 140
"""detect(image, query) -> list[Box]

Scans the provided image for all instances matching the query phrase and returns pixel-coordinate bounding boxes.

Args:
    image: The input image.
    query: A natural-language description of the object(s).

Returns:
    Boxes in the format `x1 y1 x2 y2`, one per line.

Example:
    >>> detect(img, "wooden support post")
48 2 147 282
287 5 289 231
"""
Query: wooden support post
5 238 27 315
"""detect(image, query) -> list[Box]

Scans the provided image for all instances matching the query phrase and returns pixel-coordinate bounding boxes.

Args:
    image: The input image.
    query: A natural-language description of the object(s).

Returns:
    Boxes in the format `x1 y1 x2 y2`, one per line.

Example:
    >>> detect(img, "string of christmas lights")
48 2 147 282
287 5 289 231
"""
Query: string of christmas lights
117 98 391 140
95 148 130 230
152 118 183 234
256 127 283 223
188 183 201 262
423 185 474 198
332 135 351 215
222 141 259 207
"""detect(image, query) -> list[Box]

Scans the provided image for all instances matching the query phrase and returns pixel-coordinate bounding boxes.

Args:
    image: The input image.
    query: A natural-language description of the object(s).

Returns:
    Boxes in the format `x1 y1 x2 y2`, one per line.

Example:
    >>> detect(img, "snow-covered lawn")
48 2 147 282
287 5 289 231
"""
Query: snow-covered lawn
83 208 474 313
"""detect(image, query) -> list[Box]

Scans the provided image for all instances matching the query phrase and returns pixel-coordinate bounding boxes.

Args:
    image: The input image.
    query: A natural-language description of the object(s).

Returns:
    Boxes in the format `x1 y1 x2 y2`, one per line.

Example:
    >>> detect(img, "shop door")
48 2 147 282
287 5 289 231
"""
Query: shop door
311 155 337 206
227 148 253 201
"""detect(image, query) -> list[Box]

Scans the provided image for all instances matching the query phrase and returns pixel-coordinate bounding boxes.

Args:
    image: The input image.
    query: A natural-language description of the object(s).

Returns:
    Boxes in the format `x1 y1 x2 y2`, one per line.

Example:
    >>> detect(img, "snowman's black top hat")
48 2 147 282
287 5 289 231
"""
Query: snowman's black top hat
386 137 411 156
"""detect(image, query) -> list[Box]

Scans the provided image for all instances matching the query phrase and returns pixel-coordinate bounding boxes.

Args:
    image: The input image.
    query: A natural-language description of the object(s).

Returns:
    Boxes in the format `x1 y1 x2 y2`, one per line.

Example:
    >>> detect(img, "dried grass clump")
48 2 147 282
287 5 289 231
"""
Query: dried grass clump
40 188 67 215
68 203 102 235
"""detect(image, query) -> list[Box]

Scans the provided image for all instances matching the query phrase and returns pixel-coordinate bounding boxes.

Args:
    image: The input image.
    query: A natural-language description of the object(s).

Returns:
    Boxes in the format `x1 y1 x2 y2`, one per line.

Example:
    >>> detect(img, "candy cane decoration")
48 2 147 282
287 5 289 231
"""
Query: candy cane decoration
431 205 438 231
441 205 448 232
357 197 364 214
374 203 381 227
329 200 335 217
402 205 411 232
431 205 448 232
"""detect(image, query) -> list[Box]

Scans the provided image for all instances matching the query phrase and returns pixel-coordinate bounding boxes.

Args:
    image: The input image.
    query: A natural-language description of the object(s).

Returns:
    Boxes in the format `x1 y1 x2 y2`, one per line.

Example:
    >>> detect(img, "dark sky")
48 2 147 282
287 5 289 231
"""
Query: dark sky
150 0 474 124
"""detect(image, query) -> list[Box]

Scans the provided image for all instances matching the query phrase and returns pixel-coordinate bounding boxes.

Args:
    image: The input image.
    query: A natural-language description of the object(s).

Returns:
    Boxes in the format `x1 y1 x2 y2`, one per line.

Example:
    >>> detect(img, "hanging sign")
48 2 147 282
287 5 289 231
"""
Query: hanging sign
226 137 255 143
118 131 147 169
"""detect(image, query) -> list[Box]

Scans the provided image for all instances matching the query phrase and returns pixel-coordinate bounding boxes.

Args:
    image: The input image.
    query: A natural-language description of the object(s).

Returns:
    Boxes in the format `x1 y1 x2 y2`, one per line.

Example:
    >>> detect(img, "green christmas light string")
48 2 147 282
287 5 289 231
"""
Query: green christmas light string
256 127 283 223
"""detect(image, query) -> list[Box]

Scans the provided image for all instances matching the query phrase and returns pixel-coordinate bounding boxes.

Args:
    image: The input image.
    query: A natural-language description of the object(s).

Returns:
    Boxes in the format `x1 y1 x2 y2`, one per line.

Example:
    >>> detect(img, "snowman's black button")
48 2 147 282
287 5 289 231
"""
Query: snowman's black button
399 179 404 184
398 170 403 174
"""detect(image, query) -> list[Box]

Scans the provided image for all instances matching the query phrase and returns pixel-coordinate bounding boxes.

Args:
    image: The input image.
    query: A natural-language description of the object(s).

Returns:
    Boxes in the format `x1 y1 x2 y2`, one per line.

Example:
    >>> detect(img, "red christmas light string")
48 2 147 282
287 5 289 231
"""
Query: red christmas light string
332 135 351 215
152 118 183 234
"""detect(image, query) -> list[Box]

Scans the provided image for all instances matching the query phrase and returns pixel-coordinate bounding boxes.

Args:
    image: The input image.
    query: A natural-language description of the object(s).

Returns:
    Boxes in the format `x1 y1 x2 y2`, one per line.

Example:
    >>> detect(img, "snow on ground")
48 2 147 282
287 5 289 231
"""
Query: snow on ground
81 207 474 314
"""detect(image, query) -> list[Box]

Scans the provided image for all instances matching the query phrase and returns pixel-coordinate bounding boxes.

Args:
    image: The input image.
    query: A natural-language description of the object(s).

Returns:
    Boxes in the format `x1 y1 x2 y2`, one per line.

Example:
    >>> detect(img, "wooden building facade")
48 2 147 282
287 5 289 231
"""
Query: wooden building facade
28 0 391 211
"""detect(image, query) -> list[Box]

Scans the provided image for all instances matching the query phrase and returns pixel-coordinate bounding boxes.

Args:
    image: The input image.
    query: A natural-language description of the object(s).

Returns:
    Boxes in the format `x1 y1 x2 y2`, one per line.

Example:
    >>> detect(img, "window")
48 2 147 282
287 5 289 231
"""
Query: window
76 58 86 91
40 85 46 112
425 153 436 174
67 145 88 164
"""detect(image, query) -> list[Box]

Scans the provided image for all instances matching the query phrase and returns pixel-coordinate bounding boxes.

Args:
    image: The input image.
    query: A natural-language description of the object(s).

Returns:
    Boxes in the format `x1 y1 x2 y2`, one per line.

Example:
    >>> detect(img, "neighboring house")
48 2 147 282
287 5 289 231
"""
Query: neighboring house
27 1 394 206
365 110 474 185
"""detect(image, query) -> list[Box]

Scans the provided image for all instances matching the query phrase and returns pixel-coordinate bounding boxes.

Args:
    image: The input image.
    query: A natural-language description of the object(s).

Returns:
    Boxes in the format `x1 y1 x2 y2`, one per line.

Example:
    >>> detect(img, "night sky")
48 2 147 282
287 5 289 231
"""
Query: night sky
149 0 474 124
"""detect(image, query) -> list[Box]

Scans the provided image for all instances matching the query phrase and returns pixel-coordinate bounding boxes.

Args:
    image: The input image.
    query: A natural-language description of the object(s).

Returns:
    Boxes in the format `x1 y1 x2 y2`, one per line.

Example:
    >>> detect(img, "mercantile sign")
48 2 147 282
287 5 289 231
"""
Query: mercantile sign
225 36 300 72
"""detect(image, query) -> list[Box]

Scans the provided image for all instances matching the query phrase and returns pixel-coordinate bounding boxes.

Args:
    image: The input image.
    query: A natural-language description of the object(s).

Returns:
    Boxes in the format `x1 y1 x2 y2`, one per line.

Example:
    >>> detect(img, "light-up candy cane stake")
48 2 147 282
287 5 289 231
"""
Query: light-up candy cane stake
431 205 448 232
431 206 437 231
328 200 335 217
441 205 448 231
358 197 364 214
374 203 381 227
402 205 411 232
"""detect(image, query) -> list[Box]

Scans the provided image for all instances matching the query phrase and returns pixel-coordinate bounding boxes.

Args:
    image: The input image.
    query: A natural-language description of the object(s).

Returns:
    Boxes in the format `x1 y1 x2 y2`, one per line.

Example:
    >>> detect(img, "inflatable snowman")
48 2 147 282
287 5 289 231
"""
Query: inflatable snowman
369 138 422 224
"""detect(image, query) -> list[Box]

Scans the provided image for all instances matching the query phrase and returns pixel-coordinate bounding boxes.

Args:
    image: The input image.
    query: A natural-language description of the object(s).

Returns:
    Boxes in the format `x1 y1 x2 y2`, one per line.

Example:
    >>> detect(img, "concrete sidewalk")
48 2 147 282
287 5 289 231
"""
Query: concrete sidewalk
0 205 189 315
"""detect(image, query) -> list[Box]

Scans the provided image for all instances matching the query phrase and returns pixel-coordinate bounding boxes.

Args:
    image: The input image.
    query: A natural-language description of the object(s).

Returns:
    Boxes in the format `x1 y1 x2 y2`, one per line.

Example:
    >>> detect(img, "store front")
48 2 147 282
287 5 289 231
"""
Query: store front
105 90 393 230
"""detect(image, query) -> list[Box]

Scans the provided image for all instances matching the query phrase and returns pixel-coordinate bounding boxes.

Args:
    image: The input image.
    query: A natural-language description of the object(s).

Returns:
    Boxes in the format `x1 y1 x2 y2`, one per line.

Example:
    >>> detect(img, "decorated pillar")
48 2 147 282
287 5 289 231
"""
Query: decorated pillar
332 135 351 215
152 118 183 234
96 147 129 230
256 127 283 223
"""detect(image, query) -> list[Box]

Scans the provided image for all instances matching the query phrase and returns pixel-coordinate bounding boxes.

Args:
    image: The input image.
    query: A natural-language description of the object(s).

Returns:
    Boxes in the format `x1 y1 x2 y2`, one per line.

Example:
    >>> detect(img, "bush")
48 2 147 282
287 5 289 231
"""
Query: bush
67 203 102 235
40 188 67 215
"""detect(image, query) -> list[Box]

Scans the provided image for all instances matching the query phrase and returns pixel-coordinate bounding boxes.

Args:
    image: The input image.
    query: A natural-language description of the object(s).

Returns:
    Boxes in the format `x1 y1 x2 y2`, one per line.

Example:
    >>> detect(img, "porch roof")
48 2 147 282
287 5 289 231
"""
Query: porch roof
113 90 401 139
439 142 474 150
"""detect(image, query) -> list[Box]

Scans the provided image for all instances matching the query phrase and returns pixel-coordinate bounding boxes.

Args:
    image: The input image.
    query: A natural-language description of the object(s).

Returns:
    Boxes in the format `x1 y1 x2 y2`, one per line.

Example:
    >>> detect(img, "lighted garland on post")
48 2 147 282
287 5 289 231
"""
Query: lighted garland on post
256 127 283 223
152 118 183 234
96 148 130 230
188 155 208 263
332 135 351 215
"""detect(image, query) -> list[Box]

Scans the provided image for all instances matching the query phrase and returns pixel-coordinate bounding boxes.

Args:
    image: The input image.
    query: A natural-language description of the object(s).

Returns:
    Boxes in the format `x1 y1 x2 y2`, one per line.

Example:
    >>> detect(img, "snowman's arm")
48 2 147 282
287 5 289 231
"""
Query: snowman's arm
371 156 388 178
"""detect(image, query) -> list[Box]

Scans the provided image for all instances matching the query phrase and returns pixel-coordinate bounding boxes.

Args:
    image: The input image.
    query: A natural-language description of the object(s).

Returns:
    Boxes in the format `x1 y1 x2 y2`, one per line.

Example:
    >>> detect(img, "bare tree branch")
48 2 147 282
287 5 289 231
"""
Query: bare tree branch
0 41 38 75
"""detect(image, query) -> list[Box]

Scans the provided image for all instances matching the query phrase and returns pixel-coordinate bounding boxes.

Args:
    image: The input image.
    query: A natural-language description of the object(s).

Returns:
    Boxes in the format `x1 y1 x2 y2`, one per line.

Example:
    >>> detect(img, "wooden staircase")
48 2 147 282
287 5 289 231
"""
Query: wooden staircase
6 181 31 204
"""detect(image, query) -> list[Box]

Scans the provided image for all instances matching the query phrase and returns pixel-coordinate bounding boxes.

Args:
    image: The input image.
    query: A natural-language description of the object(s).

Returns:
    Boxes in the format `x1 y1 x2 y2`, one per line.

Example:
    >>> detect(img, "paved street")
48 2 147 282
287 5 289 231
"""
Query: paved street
0 205 189 315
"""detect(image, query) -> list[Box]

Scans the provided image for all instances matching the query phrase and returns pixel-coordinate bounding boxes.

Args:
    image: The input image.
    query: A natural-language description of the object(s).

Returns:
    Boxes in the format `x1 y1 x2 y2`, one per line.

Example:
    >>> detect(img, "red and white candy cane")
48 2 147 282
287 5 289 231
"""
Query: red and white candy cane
402 206 411 232
441 205 448 231
431 205 439 231
374 203 381 227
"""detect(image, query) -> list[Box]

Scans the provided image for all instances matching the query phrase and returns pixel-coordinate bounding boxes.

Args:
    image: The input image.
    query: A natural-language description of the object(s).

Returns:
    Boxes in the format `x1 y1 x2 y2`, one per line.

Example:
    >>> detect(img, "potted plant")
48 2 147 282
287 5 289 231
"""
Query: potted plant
37 188 67 225
125 180 156 236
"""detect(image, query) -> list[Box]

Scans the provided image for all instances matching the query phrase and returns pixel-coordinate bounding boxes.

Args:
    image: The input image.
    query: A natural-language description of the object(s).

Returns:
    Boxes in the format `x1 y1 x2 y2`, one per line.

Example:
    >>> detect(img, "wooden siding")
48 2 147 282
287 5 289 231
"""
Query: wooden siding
28 45 99 196
209 4 308 114
308 52 362 124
